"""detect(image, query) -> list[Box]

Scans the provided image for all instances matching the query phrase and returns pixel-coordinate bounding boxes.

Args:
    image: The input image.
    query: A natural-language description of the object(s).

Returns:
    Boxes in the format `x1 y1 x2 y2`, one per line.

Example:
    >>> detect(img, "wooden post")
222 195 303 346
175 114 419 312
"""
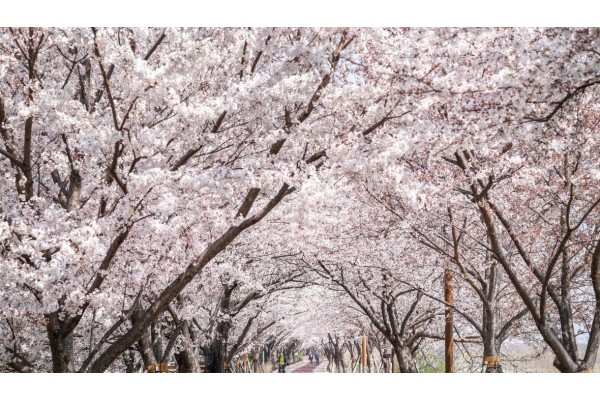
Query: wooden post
444 266 454 373
362 335 367 373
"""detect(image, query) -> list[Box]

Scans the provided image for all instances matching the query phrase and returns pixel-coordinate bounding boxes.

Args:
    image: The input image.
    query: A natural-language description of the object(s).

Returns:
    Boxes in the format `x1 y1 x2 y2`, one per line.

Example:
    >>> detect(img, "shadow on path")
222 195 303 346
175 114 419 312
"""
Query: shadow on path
292 362 318 373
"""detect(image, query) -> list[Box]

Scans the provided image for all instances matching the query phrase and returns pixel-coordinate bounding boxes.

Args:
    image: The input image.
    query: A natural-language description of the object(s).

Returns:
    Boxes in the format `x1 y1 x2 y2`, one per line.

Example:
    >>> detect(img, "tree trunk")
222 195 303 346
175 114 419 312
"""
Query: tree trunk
151 322 164 362
47 328 75 373
394 345 418 373
366 343 372 373
204 340 225 373
325 348 334 372
204 320 231 373
132 309 158 371
338 349 346 373
123 348 138 373
176 322 199 372
348 342 355 372
559 204 578 361
444 266 454 373
483 306 502 373
46 312 75 373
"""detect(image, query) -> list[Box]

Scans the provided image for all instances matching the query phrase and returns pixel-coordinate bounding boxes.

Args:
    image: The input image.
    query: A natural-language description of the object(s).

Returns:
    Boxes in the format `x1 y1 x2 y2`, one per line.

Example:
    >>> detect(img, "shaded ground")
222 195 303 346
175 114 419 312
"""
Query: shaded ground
291 361 317 373
272 359 328 373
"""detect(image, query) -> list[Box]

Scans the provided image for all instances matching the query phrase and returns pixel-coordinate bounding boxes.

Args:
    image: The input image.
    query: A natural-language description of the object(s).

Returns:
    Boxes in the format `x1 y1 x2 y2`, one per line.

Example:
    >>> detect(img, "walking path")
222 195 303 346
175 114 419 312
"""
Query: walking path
292 361 317 373
272 360 307 373
272 359 329 373
311 360 328 373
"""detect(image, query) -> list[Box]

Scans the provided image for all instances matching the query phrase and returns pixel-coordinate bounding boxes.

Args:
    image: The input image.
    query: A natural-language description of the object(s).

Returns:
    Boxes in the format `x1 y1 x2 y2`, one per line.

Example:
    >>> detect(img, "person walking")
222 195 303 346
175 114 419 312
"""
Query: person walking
315 353 320 366
278 352 287 373
309 354 313 364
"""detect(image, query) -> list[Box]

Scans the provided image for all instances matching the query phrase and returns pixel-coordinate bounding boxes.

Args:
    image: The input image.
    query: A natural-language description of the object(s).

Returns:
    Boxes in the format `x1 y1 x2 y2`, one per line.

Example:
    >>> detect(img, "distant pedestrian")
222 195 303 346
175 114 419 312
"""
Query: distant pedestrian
309 354 313 364
278 352 287 373
315 353 320 365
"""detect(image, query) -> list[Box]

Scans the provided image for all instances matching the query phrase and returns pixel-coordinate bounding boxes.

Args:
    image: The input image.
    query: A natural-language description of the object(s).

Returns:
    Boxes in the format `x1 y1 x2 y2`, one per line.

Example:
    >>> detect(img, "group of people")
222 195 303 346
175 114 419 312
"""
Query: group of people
276 352 320 373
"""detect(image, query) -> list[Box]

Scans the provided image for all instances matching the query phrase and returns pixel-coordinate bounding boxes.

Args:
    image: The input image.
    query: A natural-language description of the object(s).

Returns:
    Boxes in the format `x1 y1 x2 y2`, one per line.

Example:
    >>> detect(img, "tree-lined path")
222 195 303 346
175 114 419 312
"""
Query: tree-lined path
291 361 318 373
271 360 327 373
1 27 600 373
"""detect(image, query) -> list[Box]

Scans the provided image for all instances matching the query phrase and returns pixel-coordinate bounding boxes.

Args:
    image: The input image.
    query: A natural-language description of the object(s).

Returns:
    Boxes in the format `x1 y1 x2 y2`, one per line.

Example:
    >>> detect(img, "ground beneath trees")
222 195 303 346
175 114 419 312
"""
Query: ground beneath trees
272 360 328 373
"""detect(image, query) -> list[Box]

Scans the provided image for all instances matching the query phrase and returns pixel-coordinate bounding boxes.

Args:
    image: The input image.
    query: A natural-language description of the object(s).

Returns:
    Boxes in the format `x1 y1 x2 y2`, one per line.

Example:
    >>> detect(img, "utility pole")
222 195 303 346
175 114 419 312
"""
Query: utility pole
444 265 454 373
362 335 367 373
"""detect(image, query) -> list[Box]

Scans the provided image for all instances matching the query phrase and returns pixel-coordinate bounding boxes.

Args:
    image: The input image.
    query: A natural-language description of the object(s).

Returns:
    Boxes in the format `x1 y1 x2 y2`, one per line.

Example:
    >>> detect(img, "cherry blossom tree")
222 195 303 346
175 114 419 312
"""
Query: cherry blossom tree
0 27 364 372
1 27 599 374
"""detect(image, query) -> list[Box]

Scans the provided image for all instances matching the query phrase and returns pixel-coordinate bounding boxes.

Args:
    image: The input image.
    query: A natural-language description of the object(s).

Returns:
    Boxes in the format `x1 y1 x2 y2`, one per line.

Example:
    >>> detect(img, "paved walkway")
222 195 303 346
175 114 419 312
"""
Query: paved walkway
292 361 317 373
272 359 329 373
312 360 328 373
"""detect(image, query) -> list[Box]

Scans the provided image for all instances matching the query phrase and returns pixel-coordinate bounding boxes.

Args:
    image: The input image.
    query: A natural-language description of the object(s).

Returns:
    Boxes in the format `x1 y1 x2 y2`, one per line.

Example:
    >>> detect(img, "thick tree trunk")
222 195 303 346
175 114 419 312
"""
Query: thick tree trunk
559 207 578 361
47 328 75 373
337 349 346 373
205 320 231 373
482 309 502 373
332 338 345 372
394 345 418 373
175 350 198 373
348 342 356 371
262 345 274 372
252 352 258 373
46 312 75 373
123 348 138 373
176 321 199 373
482 341 502 373
204 344 224 373
325 348 334 372
481 262 503 373
132 310 158 370
151 322 164 363
137 330 157 369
